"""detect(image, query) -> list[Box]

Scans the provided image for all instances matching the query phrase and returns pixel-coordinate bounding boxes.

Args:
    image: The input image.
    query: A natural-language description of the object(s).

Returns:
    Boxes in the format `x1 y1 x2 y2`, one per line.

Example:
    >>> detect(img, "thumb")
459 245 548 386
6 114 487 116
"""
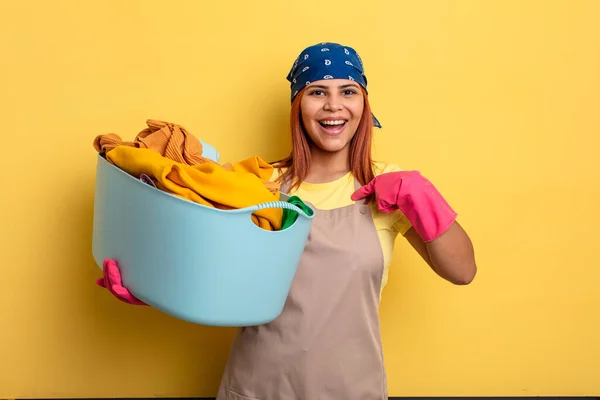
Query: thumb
351 180 375 201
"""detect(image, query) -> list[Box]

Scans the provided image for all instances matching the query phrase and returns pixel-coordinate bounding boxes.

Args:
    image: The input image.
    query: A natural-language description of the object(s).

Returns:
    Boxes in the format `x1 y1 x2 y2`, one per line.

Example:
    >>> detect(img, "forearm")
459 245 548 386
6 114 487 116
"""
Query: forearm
405 221 477 285
424 221 477 285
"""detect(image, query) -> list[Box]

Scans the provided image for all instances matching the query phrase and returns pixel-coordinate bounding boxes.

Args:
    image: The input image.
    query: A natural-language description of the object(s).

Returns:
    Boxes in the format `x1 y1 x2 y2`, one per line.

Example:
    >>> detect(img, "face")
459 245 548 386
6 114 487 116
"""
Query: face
300 79 365 153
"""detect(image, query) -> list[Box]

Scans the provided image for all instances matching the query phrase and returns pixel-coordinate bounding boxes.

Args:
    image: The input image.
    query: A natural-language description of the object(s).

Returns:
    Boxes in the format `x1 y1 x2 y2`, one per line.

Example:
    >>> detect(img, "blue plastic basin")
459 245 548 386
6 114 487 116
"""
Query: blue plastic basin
91 148 314 326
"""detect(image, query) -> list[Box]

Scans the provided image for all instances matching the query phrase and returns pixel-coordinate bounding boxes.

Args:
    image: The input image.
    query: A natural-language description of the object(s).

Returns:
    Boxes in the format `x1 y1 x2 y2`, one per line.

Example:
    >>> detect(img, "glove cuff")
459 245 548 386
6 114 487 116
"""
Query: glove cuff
397 175 457 242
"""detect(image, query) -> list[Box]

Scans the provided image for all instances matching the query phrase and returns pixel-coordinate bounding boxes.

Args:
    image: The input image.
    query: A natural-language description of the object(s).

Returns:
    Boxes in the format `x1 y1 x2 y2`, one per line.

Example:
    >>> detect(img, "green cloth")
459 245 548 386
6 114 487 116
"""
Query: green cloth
281 195 313 229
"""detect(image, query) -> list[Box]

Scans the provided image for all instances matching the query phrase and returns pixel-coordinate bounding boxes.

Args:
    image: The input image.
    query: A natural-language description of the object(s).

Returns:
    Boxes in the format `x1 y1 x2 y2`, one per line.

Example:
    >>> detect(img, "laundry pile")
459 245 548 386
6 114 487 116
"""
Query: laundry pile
93 119 305 231
92 119 314 307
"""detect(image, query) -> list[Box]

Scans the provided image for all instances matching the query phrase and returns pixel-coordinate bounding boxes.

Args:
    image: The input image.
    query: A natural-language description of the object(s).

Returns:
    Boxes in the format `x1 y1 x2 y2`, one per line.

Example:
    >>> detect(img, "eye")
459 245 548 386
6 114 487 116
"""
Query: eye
309 90 325 96
343 89 357 95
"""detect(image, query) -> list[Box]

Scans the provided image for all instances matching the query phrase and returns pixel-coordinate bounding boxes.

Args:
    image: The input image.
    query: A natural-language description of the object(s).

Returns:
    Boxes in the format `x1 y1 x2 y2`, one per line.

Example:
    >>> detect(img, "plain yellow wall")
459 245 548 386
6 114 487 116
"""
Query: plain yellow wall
1 0 599 397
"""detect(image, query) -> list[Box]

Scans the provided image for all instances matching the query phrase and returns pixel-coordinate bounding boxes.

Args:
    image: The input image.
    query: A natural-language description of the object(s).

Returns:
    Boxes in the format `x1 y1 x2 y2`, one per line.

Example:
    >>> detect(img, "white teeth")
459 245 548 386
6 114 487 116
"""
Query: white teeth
320 120 345 126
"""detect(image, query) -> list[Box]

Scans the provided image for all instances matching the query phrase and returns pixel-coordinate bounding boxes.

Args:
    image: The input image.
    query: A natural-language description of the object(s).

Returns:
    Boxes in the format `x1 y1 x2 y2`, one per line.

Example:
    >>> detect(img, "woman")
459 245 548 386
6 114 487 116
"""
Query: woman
216 42 477 400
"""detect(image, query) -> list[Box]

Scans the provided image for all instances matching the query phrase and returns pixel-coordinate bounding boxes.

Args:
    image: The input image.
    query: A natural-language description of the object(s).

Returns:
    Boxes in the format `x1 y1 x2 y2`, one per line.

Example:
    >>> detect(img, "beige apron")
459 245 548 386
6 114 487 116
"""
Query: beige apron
216 178 387 400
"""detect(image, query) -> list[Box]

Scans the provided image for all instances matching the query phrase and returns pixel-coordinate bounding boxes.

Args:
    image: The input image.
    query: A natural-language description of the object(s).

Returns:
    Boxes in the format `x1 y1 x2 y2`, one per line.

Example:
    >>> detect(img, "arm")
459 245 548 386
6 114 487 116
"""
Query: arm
404 221 477 285
352 169 477 285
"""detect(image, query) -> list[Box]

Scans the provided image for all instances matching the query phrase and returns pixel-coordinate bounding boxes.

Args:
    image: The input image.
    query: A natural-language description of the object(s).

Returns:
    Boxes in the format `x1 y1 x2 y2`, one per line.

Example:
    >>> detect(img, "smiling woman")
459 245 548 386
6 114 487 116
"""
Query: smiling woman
215 42 477 400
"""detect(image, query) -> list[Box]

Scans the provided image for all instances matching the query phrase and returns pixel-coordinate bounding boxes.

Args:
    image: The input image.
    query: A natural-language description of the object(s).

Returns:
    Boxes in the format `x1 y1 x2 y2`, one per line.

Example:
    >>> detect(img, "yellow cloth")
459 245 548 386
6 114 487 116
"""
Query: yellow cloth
107 145 282 231
271 162 412 293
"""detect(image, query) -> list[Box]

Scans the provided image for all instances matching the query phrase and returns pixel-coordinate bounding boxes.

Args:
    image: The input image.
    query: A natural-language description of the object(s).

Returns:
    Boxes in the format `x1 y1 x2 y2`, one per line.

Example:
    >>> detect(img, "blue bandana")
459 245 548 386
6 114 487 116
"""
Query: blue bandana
286 42 381 128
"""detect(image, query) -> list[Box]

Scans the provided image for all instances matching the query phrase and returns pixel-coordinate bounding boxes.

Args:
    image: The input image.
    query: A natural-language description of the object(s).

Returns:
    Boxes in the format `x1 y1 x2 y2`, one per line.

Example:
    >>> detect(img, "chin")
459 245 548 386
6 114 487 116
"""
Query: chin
318 140 350 153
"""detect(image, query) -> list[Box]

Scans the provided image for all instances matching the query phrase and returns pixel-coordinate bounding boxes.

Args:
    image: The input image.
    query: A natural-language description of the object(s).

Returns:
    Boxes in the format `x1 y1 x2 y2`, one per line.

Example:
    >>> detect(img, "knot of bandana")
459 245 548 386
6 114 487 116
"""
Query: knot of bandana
286 42 381 128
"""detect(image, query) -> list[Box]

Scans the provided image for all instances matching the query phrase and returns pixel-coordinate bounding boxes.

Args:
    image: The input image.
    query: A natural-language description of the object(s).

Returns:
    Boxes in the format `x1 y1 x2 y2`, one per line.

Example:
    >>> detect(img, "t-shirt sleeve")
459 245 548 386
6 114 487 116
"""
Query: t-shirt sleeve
374 162 413 236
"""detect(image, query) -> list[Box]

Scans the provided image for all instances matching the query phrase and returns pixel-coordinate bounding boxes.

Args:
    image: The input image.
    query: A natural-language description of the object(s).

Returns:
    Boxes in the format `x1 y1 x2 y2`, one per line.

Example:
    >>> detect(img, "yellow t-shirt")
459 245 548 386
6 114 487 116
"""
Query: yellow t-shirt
271 162 412 294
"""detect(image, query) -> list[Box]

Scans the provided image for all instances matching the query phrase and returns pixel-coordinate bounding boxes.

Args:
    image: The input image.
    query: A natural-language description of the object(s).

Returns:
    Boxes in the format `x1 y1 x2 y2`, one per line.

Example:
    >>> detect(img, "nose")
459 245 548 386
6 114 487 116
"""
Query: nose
323 93 343 112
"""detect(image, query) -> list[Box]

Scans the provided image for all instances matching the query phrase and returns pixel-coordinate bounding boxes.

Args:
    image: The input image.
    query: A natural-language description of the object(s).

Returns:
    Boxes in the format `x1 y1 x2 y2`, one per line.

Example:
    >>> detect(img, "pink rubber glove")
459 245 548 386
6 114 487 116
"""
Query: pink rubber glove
351 171 457 242
96 258 148 306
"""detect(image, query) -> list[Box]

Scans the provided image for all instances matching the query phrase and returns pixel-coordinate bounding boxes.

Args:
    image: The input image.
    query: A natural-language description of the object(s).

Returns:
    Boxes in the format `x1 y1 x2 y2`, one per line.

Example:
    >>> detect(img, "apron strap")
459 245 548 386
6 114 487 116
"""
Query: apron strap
280 176 292 194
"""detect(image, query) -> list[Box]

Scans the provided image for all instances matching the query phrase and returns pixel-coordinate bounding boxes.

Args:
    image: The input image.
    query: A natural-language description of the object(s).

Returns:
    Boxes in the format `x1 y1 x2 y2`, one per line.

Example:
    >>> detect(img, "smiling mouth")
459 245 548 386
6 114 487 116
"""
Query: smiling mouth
319 119 347 128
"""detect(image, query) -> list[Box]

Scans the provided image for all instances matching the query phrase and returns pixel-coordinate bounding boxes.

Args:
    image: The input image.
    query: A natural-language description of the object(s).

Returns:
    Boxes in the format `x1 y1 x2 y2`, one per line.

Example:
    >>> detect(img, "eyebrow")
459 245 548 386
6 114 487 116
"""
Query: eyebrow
308 83 361 90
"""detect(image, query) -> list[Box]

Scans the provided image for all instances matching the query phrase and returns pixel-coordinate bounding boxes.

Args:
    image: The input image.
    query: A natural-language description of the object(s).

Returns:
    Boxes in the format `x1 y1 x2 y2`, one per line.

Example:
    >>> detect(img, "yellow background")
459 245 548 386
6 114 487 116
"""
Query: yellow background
1 0 599 397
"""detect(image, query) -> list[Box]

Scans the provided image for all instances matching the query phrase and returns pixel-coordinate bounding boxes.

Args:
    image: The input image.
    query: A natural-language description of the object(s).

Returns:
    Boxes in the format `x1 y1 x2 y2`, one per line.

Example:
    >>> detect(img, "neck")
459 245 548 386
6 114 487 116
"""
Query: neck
305 144 350 184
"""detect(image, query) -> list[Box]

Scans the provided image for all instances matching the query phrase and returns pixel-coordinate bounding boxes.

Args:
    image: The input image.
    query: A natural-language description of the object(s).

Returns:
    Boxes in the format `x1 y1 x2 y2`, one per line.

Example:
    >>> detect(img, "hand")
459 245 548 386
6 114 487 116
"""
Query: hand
96 259 148 306
352 171 457 242
352 170 418 213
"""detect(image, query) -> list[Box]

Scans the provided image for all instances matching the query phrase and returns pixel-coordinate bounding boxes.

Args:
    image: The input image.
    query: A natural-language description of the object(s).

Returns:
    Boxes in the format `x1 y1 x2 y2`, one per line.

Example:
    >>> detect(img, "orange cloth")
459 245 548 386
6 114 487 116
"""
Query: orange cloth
106 145 283 231
94 119 213 166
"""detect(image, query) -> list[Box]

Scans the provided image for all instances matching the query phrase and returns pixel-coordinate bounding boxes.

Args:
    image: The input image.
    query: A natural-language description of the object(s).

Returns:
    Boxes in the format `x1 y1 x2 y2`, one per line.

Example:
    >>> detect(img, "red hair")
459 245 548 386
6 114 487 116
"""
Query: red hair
272 86 376 193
